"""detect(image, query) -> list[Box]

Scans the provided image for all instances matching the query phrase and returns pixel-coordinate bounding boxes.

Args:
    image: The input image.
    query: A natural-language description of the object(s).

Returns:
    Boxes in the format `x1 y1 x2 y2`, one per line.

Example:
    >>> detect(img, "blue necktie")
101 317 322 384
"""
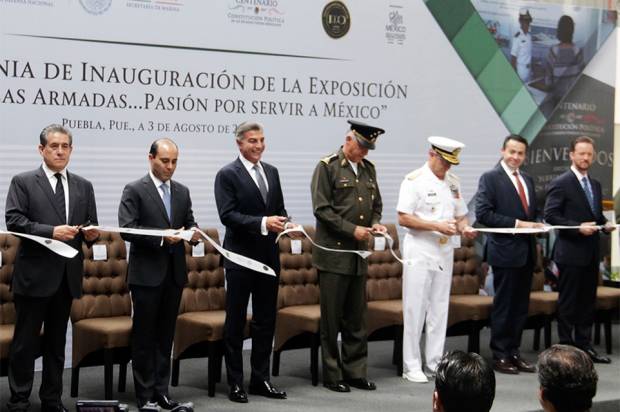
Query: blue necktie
581 176 594 212
160 183 171 220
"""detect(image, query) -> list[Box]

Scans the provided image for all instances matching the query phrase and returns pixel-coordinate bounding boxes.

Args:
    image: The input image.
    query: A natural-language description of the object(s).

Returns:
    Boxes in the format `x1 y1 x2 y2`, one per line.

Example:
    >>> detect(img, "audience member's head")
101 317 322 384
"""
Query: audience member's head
538 345 598 412
433 350 496 412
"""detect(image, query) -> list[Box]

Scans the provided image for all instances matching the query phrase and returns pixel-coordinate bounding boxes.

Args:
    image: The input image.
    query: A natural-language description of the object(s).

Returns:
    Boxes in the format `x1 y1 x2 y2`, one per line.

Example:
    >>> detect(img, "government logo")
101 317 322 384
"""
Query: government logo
79 0 112 15
322 1 350 39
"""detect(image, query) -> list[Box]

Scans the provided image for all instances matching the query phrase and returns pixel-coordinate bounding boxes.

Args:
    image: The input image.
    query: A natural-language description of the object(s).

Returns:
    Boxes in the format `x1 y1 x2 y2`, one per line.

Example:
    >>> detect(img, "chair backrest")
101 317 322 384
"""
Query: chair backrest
0 234 20 326
450 236 481 295
178 228 225 314
71 232 131 322
277 225 318 309
366 223 402 301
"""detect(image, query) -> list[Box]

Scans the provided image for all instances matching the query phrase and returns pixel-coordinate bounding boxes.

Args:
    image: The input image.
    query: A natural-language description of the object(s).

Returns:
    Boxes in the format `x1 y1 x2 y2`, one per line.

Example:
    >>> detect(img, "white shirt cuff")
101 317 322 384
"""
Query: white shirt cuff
261 216 268 236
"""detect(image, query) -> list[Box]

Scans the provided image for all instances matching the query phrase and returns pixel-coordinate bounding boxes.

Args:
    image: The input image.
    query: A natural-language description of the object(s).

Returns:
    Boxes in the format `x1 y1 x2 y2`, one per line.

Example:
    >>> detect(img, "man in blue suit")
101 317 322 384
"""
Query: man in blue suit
544 136 613 363
476 135 544 374
214 121 290 403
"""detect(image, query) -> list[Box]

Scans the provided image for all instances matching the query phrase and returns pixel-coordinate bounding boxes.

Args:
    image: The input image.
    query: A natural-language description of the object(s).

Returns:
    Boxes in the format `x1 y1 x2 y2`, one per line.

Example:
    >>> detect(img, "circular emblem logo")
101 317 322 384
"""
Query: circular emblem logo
322 1 350 39
79 0 112 15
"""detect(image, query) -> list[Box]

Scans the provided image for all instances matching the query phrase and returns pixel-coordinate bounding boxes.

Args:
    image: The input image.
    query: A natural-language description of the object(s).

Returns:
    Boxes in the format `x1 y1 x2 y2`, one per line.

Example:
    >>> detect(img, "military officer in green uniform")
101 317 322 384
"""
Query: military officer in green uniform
311 120 387 393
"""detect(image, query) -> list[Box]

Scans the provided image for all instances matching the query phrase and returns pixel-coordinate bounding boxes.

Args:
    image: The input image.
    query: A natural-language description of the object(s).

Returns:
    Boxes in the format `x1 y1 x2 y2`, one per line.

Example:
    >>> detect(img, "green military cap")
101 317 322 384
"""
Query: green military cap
347 120 385 150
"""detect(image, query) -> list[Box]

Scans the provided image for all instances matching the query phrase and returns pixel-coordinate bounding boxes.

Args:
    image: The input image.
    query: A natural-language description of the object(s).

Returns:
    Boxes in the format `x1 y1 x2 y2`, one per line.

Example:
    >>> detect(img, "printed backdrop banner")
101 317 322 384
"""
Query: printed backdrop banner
0 0 510 229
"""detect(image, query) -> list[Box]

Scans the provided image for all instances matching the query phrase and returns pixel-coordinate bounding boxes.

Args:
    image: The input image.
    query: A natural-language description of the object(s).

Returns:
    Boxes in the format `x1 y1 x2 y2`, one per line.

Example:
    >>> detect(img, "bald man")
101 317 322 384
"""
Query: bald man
118 138 201 411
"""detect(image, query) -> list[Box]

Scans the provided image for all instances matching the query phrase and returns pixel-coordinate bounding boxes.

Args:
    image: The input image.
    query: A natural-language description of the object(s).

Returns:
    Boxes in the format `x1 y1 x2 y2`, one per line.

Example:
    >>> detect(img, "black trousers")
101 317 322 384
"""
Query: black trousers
557 262 598 349
224 268 278 387
8 274 72 411
490 259 533 360
129 258 183 405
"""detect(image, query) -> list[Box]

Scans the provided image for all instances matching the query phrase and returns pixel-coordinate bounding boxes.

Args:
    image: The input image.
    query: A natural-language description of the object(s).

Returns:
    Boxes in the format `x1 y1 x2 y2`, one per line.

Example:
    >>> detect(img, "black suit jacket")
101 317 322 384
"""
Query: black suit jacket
475 163 538 267
214 158 287 273
544 170 606 265
118 174 197 287
5 166 98 298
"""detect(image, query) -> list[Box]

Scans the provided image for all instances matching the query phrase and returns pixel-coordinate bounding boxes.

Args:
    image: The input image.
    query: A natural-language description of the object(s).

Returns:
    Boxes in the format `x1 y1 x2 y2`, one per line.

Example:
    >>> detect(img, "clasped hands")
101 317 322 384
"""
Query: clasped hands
354 224 388 241
53 224 99 242
578 221 616 236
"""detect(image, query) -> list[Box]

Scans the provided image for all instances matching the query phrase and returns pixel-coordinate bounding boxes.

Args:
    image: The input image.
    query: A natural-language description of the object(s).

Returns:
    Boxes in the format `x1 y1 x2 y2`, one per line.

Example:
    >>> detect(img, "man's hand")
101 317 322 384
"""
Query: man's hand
81 227 100 242
579 221 598 236
435 220 457 236
266 216 288 233
353 226 372 241
164 227 185 245
53 225 79 241
190 229 202 243
516 220 546 229
603 223 616 233
461 226 478 240
371 224 388 234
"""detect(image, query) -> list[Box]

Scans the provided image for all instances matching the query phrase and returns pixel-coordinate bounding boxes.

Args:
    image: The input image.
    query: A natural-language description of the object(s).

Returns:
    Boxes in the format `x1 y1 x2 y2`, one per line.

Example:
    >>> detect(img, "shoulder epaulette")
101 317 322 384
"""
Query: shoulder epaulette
405 168 424 181
321 153 338 165
515 32 520 38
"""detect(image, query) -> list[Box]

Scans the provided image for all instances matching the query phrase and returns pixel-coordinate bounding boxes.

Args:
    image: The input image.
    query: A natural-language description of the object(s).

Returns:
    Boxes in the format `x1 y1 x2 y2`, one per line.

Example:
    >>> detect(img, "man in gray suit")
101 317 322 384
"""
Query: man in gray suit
5 124 99 412
118 138 200 411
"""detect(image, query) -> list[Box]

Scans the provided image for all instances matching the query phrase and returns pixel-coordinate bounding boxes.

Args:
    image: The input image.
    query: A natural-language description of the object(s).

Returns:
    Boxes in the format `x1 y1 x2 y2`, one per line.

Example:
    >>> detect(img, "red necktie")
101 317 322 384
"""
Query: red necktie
513 171 529 215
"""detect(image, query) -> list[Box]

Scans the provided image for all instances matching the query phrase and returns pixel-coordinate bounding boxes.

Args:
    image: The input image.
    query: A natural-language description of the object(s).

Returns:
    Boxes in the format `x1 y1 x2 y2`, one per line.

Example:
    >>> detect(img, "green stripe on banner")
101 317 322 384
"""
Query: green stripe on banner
519 109 547 143
476 50 522 114
451 13 499 78
500 86 539 135
425 0 475 40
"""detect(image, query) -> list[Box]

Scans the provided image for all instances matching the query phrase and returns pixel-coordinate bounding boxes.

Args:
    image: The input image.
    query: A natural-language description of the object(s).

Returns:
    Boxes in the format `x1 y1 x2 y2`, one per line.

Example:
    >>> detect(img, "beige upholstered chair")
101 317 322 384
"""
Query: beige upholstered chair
70 232 132 399
366 224 403 375
447 237 493 353
272 226 320 385
171 228 227 397
0 234 22 376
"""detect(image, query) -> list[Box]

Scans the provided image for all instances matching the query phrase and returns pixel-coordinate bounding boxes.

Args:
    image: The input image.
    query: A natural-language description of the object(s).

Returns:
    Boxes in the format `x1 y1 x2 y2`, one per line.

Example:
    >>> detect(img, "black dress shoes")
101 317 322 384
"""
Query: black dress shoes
152 393 180 410
41 404 69 412
510 355 536 373
584 348 611 364
229 384 249 403
494 358 518 374
323 381 351 392
249 380 287 399
345 378 377 390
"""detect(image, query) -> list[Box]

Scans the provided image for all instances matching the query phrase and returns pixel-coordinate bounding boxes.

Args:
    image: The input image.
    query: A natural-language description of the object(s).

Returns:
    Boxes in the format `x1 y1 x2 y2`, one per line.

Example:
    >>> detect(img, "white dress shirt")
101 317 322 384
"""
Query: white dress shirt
42 162 69 222
238 155 269 235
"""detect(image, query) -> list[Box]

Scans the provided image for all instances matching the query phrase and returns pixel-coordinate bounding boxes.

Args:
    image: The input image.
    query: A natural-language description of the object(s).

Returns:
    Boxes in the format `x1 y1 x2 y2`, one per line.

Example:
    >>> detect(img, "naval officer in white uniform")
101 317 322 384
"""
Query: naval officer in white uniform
396 136 477 383
511 8 533 83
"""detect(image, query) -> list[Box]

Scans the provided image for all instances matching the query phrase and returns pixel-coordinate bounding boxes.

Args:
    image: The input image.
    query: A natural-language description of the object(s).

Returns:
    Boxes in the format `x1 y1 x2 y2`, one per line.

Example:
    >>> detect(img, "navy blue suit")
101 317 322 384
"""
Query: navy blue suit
544 170 606 349
476 163 538 360
214 157 287 386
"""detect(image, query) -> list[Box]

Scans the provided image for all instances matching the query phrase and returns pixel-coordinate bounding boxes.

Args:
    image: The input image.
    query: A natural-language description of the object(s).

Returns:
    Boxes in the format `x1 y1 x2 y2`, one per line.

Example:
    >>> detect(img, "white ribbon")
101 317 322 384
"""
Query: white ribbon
475 224 617 234
0 229 79 258
83 225 276 277
276 227 373 259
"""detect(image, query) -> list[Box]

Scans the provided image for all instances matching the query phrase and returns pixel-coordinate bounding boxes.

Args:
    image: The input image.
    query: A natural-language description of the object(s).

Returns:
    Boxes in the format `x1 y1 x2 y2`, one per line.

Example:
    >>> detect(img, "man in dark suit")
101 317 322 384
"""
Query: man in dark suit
5 124 99 412
544 136 613 363
476 134 544 374
214 121 289 403
118 138 201 411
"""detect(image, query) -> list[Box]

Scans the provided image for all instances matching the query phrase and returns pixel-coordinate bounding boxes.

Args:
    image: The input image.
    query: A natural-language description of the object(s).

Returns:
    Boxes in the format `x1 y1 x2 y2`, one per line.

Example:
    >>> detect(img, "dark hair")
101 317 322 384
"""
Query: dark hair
435 350 496 412
557 15 575 43
502 134 528 149
40 124 72 146
149 138 178 157
538 345 598 412
570 136 594 152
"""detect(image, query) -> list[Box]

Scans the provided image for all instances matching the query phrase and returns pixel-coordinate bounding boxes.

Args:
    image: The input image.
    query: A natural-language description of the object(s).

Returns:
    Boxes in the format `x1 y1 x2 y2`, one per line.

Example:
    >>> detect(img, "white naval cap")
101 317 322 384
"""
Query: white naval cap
428 136 465 165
